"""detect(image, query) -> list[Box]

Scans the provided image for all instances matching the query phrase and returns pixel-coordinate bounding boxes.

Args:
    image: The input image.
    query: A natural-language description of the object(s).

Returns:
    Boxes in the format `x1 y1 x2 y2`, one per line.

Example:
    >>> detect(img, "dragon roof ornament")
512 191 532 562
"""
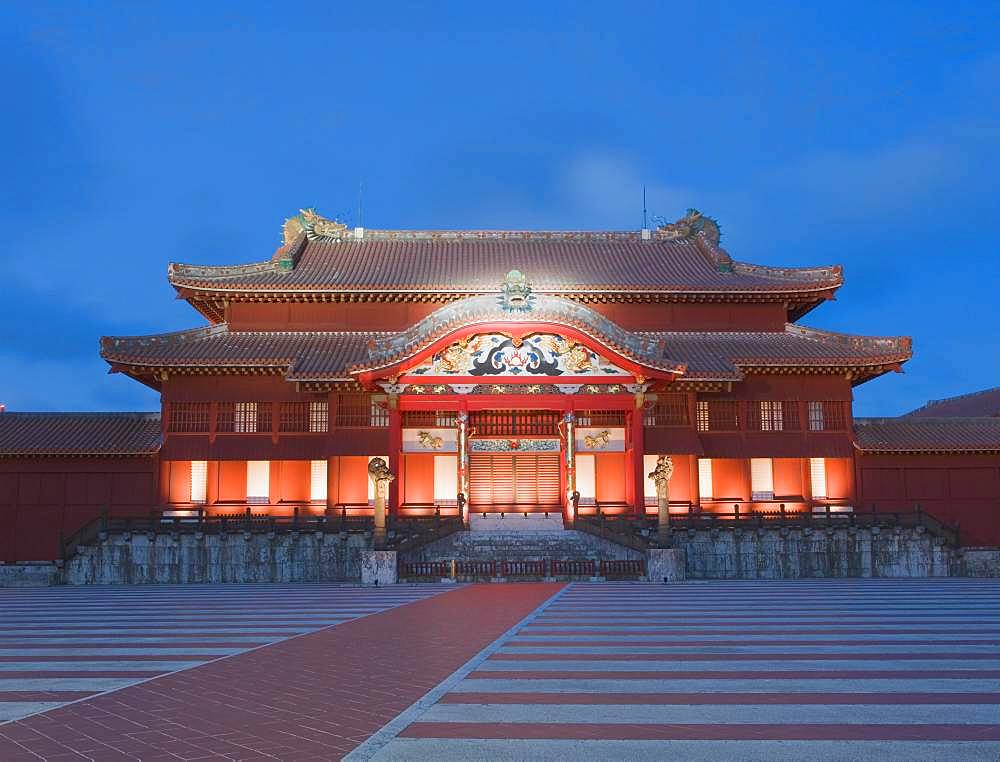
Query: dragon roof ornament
656 208 721 247
282 208 348 245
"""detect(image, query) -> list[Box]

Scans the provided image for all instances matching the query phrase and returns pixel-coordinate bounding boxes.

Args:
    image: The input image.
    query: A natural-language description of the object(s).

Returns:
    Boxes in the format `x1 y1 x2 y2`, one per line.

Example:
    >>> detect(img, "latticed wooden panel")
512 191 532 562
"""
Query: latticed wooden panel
168 403 210 433
643 394 689 426
469 410 560 437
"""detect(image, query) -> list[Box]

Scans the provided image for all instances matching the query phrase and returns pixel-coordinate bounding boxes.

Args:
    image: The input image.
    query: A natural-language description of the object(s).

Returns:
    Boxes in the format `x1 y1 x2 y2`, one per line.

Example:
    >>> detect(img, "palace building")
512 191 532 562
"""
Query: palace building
2 208 999 567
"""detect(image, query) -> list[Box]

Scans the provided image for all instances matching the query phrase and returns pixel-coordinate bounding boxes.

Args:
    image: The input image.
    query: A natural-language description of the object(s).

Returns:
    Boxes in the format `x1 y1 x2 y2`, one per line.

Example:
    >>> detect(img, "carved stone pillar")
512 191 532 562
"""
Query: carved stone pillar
563 411 577 519
648 455 675 546
368 457 394 549
457 411 470 526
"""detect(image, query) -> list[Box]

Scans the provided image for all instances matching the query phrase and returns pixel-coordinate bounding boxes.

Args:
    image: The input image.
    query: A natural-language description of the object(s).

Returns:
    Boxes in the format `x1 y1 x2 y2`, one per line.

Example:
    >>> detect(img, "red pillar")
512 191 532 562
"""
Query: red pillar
630 409 645 515
388 404 402 515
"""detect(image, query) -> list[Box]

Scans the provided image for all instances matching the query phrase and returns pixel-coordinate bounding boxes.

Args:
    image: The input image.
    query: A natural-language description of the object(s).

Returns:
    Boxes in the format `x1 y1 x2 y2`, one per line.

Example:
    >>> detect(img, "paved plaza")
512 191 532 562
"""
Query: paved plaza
0 580 999 759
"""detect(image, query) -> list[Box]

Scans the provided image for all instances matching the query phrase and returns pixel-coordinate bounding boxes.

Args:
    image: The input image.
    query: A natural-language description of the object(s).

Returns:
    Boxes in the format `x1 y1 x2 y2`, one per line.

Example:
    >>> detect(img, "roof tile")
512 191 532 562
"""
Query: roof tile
0 413 162 457
854 417 1000 453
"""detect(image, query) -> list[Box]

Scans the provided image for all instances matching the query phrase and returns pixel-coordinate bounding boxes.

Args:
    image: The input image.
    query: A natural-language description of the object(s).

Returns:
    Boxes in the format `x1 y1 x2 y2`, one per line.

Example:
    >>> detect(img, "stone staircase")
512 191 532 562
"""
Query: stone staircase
399 523 644 581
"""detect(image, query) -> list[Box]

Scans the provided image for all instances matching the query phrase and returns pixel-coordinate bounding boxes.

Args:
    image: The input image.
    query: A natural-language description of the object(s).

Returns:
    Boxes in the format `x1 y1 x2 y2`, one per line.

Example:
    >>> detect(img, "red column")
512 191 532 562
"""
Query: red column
630 409 645 515
388 404 402 515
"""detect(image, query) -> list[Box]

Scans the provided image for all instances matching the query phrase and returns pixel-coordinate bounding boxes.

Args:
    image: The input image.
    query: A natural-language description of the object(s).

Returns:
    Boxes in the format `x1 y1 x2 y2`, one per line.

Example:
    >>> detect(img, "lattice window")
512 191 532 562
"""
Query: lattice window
469 410 560 437
757 401 783 431
309 401 329 432
808 401 846 431
696 401 710 431
402 410 458 428
335 394 388 428
576 410 626 427
279 401 329 433
644 394 689 427
169 403 210 433
696 400 739 431
217 402 271 433
748 401 801 432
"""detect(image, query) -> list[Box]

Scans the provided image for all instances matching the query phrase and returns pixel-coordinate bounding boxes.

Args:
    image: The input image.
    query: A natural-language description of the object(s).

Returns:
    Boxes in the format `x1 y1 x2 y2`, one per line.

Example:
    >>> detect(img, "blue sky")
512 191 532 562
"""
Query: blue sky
1 1 998 416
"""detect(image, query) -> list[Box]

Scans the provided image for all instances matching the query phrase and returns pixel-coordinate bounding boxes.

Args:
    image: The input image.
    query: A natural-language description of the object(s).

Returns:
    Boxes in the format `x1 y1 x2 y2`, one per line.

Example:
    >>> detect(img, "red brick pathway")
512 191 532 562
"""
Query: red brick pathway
0 583 562 761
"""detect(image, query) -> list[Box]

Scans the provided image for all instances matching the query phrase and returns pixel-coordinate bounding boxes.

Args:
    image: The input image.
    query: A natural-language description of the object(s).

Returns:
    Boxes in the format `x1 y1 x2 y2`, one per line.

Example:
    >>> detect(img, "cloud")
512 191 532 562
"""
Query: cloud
767 139 967 223
559 154 693 229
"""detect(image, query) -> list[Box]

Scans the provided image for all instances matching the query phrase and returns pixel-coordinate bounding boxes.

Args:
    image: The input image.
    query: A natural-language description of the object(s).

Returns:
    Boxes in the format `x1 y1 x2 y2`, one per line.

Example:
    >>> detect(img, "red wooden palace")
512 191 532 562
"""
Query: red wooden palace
2 208 999 561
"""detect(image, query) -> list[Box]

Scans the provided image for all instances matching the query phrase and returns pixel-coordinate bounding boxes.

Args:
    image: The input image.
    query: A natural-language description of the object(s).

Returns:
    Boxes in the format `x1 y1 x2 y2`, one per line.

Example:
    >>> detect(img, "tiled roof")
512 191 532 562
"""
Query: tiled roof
168 232 843 297
0 413 162 457
854 417 1000 454
905 387 1000 418
102 321 911 382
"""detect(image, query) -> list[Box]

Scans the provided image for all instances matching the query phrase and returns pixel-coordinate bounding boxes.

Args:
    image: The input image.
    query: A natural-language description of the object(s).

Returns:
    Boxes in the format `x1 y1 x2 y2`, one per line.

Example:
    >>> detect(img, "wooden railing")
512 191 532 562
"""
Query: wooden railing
574 504 961 551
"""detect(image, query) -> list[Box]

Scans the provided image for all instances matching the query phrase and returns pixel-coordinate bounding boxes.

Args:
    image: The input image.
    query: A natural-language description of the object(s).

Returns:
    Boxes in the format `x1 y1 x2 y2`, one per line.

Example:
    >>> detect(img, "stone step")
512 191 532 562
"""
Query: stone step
469 513 565 533
401 528 642 563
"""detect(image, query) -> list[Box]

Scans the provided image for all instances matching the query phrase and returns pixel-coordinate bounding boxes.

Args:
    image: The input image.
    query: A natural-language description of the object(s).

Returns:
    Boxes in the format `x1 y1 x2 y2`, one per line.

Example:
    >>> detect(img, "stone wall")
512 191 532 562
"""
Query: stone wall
0 562 63 587
673 526 959 579
959 548 1000 578
63 530 370 585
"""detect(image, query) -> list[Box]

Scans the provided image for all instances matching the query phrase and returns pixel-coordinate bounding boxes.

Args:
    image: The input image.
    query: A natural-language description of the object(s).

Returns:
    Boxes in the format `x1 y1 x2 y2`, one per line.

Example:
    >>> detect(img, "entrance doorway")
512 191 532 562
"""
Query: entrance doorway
469 452 561 512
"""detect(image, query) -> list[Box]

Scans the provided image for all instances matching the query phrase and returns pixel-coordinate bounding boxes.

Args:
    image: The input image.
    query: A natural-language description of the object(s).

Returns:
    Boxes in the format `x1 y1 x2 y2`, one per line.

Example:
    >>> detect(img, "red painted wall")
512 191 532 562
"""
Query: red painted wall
856 453 1000 546
595 452 627 504
0 458 158 563
403 453 434 505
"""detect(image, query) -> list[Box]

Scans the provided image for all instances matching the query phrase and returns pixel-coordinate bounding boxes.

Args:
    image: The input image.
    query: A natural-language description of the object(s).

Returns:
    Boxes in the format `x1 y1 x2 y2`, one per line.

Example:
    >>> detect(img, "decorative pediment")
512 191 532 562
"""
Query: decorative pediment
405 333 632 378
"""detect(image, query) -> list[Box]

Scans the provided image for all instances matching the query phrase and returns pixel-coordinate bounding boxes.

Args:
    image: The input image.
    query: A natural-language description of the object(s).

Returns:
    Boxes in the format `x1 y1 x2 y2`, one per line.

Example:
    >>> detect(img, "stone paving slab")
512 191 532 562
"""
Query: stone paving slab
366 579 1000 761
0 583 560 759
0 583 451 724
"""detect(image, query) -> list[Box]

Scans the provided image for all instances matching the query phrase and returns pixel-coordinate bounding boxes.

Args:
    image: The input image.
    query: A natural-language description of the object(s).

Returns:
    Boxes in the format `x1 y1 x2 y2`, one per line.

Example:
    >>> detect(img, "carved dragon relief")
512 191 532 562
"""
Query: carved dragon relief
416 431 444 450
583 430 612 450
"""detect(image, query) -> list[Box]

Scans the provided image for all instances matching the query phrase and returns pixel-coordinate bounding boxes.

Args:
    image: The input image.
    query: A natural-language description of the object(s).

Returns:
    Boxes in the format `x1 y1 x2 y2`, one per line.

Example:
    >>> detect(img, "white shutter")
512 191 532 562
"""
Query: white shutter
190 461 207 504
750 458 774 500
310 460 327 502
810 457 827 499
642 454 661 506
575 454 596 505
434 455 458 505
246 460 270 504
697 458 713 500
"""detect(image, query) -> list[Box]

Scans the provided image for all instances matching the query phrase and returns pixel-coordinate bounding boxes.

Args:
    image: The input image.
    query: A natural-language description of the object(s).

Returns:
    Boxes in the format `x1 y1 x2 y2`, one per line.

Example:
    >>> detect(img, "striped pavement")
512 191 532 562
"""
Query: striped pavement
0 582 453 724
362 579 1000 760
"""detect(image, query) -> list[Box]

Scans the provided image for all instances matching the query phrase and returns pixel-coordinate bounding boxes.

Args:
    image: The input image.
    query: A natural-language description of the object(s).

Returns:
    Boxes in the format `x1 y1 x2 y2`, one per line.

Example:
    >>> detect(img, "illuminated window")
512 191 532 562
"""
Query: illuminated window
246 461 270 504
190 461 207 503
758 402 783 431
309 402 329 433
234 402 258 433
310 460 327 502
696 401 710 431
807 401 824 431
750 458 774 500
697 458 713 500
810 457 827 498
